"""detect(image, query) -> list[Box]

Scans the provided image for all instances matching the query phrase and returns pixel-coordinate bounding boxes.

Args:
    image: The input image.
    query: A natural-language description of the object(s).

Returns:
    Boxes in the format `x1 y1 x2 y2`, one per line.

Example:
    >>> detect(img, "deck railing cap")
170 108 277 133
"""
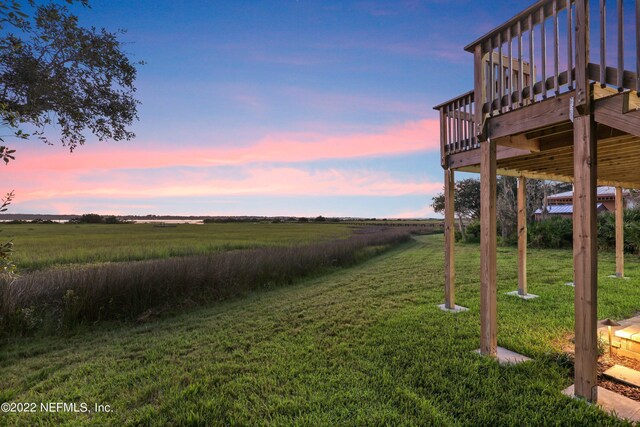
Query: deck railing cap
463 0 567 53
432 90 474 110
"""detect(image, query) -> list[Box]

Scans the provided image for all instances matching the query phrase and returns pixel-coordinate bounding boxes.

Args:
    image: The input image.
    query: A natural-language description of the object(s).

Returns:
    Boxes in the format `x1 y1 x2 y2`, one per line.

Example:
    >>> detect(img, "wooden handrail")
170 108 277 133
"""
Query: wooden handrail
464 0 571 54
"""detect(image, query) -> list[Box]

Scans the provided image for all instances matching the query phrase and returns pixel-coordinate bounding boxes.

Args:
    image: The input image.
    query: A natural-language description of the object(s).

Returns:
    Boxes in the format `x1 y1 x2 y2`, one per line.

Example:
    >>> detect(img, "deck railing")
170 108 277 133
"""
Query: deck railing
436 0 640 161
465 0 577 118
434 91 476 167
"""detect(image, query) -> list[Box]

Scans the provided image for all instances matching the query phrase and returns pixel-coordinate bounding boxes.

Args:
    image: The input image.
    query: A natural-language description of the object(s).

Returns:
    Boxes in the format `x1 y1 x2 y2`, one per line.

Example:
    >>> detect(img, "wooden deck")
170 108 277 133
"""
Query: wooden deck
435 0 640 405
437 88 640 187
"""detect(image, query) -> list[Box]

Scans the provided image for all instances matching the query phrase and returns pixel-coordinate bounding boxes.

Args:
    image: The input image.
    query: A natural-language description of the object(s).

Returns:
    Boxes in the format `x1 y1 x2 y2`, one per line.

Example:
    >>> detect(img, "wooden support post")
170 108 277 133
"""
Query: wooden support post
444 168 456 308
518 176 527 295
480 139 497 356
573 113 598 403
616 186 624 278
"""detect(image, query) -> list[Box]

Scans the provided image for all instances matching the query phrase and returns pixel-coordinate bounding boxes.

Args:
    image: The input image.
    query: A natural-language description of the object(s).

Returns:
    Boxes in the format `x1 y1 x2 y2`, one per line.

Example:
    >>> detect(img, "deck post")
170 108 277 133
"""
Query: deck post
573 113 598 403
615 186 624 278
517 176 527 295
444 168 456 308
572 0 598 403
480 138 497 356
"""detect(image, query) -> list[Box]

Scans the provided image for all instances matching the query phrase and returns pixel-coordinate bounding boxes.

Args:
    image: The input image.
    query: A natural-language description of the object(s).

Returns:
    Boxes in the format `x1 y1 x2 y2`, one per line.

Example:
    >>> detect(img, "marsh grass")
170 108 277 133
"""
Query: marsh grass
0 223 353 271
0 227 415 335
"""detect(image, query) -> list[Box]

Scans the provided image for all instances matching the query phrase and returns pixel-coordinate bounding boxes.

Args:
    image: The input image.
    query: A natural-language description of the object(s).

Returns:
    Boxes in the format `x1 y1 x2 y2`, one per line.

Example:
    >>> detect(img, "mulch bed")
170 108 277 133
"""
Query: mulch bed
598 353 640 401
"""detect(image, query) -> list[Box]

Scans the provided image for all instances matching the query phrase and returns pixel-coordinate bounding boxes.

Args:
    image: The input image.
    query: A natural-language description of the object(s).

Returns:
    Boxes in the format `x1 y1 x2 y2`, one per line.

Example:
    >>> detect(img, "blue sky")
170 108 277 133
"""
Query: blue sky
7 0 534 217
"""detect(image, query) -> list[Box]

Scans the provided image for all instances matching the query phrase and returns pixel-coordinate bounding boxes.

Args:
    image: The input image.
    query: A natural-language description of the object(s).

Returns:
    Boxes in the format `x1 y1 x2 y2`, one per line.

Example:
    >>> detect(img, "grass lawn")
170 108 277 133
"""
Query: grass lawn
0 223 352 271
1 234 639 426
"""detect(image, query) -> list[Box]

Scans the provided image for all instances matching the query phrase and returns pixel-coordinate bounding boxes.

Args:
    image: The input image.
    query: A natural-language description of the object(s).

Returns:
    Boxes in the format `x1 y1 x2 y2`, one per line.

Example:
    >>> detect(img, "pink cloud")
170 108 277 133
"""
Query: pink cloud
11 118 440 173
13 166 442 202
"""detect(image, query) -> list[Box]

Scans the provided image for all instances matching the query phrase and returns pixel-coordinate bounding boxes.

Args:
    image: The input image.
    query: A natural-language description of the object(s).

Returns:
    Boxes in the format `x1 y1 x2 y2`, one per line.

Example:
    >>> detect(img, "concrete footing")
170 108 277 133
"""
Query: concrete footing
562 385 640 422
437 304 469 313
505 290 539 300
474 346 532 365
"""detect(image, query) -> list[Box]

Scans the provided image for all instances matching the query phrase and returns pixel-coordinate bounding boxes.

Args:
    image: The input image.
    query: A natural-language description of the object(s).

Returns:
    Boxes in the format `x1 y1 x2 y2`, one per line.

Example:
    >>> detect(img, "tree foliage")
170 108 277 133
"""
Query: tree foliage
432 177 567 242
432 178 481 232
0 190 16 281
0 0 141 154
0 1 140 281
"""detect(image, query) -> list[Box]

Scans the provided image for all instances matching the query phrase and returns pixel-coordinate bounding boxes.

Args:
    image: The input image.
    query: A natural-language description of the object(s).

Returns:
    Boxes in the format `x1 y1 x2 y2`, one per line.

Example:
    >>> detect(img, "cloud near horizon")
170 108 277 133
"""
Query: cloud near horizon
5 117 443 215
12 118 440 172
14 166 442 202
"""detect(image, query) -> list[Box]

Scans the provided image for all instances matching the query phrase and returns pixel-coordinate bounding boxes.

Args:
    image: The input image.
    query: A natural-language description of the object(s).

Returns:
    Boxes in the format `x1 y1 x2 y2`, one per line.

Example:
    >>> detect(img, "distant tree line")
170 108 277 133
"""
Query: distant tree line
69 214 129 224
204 216 341 224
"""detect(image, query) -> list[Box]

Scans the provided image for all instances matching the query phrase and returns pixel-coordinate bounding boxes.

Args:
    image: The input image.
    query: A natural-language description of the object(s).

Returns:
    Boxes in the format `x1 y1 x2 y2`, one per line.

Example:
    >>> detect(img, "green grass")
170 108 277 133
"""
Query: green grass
1 235 638 426
0 223 352 271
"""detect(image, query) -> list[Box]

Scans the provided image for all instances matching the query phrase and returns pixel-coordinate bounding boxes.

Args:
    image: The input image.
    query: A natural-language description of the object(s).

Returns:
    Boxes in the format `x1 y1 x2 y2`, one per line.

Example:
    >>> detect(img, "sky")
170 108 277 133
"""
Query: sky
5 0 535 218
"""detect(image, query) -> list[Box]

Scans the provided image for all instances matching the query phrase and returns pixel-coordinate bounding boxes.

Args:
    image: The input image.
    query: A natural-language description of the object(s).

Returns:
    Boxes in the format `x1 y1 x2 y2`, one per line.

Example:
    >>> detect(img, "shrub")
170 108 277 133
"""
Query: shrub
598 208 640 254
528 216 573 248
464 220 481 243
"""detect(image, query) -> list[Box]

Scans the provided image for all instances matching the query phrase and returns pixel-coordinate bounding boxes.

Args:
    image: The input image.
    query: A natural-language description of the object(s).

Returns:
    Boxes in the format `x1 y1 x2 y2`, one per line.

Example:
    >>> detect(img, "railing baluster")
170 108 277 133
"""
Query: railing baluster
508 26 513 110
458 98 467 151
518 20 524 106
447 103 452 154
457 98 462 150
567 0 573 89
553 0 560 94
499 32 504 112
489 40 495 115
601 0 607 85
468 95 473 148
541 7 547 98
457 98 462 152
529 14 535 103
453 99 458 152
617 0 624 90
453 101 458 153
464 99 468 150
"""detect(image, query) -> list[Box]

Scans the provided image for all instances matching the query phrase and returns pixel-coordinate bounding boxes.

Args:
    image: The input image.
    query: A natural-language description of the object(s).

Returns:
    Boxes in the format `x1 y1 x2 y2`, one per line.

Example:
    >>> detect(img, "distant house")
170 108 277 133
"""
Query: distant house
534 186 632 221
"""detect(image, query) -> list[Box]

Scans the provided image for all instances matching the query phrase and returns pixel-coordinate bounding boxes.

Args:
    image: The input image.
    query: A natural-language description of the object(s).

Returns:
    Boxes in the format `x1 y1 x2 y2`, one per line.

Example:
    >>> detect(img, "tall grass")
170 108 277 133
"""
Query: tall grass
2 223 353 271
0 227 416 336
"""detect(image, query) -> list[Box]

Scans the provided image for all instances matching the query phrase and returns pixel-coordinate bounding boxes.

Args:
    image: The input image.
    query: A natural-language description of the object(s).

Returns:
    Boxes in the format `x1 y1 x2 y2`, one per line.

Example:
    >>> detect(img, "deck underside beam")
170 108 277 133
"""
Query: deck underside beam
594 94 640 138
446 92 640 189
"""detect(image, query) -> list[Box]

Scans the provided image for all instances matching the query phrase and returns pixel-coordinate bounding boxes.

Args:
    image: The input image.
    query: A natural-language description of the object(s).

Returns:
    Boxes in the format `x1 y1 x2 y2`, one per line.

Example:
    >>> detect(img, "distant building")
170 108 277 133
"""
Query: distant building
534 186 632 221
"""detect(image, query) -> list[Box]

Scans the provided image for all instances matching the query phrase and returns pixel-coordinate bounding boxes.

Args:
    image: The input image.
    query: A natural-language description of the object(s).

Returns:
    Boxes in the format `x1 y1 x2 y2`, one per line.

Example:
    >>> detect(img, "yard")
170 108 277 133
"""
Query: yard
1 234 638 425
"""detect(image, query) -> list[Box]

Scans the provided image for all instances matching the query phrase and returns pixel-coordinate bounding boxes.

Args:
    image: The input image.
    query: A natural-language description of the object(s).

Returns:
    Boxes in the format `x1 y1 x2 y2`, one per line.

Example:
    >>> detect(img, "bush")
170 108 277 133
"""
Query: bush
598 208 640 254
0 227 414 336
464 220 481 243
528 216 573 248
